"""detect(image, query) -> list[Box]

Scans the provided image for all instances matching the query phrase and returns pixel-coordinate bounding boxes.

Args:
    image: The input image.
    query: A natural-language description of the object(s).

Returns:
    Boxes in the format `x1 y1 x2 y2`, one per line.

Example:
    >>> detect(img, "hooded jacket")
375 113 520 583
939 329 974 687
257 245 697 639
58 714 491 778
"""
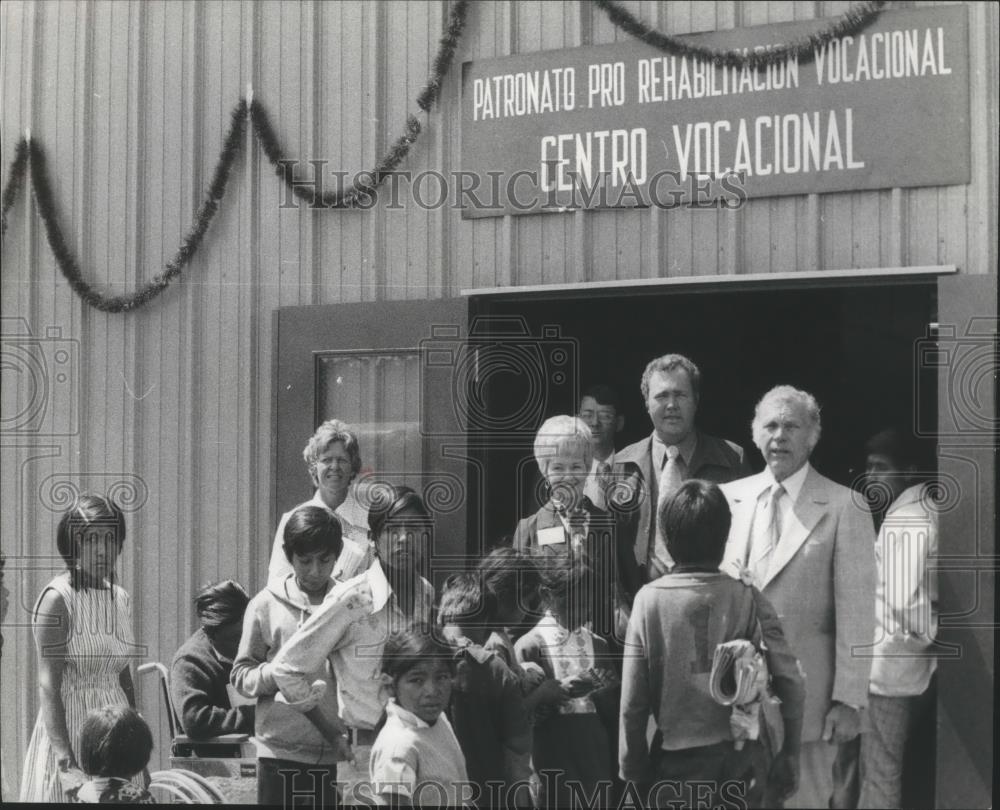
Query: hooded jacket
231 574 340 763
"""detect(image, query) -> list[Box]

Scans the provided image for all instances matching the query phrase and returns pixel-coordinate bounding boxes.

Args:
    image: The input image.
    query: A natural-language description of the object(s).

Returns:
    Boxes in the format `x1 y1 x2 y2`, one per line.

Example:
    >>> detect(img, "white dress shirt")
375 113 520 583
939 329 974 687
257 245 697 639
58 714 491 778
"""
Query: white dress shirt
869 483 938 696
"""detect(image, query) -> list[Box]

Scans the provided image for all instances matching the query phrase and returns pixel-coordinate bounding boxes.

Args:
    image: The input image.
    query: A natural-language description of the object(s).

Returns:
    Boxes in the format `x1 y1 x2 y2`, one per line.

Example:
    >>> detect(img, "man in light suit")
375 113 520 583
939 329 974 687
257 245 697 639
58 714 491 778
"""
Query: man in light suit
720 385 876 808
614 354 751 583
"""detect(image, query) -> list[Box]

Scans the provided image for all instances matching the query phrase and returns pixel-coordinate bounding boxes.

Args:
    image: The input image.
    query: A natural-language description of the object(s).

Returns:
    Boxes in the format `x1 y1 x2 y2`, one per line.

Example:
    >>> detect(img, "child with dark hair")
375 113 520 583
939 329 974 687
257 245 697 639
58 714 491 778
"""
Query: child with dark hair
619 479 805 807
232 504 347 806
477 548 543 663
267 486 437 804
170 580 254 741
439 572 532 807
74 706 154 803
370 625 469 807
515 557 620 808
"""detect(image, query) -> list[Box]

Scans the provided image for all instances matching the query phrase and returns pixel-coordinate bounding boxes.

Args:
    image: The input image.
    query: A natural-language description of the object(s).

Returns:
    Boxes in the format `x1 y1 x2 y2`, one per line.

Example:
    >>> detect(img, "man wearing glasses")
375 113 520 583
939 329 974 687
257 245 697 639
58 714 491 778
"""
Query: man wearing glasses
578 384 625 511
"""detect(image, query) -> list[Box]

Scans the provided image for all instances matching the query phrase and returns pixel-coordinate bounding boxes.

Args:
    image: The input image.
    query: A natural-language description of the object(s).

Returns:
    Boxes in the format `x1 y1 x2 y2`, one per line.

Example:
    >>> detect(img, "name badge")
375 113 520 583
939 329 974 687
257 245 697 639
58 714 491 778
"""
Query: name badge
537 527 566 547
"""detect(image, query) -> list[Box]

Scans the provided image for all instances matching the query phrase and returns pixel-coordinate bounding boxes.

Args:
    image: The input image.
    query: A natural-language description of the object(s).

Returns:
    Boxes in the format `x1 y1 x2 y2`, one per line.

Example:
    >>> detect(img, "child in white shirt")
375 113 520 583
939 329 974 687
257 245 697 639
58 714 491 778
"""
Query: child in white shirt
369 626 470 807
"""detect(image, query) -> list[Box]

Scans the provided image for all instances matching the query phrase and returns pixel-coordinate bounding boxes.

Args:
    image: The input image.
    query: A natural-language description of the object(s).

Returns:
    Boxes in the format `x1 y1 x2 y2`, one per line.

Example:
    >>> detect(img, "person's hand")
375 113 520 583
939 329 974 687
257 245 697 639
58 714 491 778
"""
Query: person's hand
768 751 800 801
822 703 861 743
561 673 594 698
588 666 619 689
532 678 567 704
520 663 546 690
57 765 86 798
333 735 356 765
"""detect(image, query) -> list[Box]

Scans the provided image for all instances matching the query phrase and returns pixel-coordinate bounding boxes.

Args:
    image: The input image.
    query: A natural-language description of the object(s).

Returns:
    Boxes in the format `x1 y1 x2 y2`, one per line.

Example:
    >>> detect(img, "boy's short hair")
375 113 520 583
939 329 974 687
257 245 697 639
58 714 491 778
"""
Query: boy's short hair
194 580 250 632
537 554 592 603
660 479 732 566
438 572 485 626
865 427 921 470
533 415 593 474
367 485 431 538
282 505 344 562
78 705 153 779
381 624 456 680
476 547 542 621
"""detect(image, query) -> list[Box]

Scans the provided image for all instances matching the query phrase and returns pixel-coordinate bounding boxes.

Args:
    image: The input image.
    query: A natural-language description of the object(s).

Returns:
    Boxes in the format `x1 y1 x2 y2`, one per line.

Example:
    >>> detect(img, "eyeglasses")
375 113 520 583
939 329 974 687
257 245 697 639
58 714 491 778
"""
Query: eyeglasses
579 409 617 424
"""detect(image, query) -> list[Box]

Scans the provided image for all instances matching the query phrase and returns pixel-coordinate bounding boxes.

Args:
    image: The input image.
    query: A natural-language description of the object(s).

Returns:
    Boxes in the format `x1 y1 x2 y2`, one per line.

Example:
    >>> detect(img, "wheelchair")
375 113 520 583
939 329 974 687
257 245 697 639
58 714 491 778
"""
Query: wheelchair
138 662 257 800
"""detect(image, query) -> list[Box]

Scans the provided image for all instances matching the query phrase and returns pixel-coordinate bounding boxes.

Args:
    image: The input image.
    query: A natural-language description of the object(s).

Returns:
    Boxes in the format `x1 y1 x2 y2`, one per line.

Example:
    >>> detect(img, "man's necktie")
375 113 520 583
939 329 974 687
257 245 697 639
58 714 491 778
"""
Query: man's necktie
649 445 684 578
749 483 785 586
595 461 612 509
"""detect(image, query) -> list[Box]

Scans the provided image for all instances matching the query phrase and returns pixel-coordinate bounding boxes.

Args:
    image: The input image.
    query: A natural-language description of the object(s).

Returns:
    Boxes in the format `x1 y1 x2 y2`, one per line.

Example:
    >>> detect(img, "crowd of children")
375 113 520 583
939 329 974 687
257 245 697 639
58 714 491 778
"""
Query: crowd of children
216 413 803 809
24 414 804 808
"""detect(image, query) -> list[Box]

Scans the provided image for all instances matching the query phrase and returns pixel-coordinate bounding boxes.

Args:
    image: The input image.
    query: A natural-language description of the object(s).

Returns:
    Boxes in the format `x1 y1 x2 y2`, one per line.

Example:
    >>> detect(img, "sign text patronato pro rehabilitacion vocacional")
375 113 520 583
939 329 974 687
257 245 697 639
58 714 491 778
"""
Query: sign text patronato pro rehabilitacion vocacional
460 5 970 217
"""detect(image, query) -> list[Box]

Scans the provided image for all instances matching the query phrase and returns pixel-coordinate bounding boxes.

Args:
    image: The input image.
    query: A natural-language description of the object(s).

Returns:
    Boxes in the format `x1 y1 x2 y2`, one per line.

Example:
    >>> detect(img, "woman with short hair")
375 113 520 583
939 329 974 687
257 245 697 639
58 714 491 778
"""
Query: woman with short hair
20 494 144 802
267 419 371 584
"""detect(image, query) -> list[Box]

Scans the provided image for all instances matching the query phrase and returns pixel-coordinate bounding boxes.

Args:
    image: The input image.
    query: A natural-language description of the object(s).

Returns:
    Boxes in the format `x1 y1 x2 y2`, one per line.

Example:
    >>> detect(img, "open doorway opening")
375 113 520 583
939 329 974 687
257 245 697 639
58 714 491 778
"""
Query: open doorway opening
468 280 937 546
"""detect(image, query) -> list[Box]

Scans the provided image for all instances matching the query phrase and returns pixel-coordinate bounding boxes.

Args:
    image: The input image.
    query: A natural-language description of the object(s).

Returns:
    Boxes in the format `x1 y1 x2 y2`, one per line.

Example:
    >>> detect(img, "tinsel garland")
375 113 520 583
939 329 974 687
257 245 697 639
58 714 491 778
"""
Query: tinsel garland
593 0 888 69
0 137 28 239
22 101 248 313
0 0 469 313
250 103 422 209
253 0 468 209
0 0 887 314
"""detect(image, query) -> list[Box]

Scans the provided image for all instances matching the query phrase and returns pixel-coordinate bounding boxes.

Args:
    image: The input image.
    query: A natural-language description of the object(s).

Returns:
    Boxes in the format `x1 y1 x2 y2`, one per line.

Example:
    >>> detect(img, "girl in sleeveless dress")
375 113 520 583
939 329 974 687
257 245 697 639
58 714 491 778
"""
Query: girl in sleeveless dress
20 494 145 803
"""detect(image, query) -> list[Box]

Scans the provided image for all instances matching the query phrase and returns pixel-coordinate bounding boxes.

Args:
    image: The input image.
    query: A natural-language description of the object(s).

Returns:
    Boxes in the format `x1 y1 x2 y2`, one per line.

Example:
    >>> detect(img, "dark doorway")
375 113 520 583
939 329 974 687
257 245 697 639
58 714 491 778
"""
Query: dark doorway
469 281 937 546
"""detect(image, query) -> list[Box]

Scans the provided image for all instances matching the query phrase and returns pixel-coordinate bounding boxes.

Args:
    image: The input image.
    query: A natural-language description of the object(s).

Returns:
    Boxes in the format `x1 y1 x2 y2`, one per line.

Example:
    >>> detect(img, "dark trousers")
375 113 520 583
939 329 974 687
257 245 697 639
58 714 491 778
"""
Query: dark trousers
645 740 767 809
257 757 339 808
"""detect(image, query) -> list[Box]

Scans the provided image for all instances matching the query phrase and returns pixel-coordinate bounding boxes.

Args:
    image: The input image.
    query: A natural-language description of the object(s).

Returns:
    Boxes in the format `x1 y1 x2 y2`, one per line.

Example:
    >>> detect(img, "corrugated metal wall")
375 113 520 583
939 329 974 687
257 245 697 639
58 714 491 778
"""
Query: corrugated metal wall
1 0 997 785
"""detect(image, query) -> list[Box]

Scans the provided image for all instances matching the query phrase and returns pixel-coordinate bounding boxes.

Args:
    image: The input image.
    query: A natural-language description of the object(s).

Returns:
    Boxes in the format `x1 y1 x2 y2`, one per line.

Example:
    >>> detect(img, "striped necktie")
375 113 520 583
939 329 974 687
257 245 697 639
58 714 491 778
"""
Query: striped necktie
649 445 684 578
749 483 785 585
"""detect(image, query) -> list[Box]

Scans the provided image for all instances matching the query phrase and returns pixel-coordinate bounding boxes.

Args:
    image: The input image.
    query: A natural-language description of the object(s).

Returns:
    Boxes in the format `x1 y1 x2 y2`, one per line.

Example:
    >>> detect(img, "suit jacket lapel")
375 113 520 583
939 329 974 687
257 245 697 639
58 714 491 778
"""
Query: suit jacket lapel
721 473 767 579
762 467 829 588
633 438 655 565
687 431 727 478
614 437 654 566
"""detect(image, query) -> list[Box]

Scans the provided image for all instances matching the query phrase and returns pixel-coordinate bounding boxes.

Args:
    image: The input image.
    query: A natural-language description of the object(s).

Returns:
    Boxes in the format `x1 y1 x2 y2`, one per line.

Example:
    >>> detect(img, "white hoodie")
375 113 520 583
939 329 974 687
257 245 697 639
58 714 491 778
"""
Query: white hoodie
231 574 341 763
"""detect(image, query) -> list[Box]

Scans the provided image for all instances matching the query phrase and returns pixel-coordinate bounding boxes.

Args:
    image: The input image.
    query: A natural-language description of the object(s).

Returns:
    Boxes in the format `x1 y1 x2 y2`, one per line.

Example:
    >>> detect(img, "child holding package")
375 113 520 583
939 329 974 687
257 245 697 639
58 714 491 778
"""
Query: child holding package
619 480 805 808
439 572 533 807
369 626 469 807
476 547 543 672
515 558 620 808
74 706 154 804
231 505 347 806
